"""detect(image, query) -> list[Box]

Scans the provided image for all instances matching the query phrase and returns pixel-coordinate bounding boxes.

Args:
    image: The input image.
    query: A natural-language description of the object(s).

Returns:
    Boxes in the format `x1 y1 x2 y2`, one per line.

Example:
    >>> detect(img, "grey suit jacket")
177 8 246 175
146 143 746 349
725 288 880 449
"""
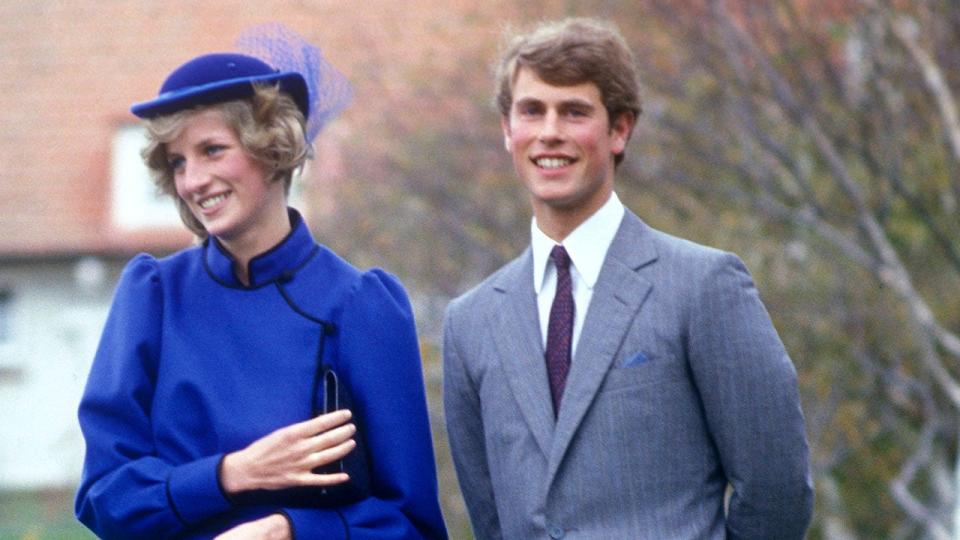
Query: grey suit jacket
443 210 813 539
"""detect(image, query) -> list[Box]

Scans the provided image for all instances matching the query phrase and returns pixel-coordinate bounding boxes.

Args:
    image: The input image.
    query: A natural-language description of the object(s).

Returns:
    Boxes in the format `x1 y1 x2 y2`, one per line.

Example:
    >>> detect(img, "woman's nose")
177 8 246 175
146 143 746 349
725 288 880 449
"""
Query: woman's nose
178 160 211 194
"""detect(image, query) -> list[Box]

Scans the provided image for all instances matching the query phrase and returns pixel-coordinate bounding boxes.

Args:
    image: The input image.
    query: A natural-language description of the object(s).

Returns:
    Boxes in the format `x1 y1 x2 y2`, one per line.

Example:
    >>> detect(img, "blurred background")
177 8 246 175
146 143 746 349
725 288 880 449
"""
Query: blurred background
1 0 958 538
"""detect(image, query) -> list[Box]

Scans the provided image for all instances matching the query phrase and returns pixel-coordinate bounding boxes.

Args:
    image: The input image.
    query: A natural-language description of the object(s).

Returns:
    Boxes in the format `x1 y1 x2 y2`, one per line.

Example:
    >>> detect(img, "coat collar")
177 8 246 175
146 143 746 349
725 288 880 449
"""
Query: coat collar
204 208 318 288
488 249 556 458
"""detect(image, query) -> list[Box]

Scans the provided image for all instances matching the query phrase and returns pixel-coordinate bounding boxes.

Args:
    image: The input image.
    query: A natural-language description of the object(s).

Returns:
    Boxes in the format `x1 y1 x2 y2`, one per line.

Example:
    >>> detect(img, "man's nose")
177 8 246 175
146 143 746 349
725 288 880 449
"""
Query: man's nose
538 110 564 143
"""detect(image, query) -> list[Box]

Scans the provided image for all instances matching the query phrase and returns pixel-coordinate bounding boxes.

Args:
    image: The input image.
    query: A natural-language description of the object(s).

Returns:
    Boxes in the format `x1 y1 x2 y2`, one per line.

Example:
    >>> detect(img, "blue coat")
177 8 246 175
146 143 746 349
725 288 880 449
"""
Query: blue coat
76 211 447 539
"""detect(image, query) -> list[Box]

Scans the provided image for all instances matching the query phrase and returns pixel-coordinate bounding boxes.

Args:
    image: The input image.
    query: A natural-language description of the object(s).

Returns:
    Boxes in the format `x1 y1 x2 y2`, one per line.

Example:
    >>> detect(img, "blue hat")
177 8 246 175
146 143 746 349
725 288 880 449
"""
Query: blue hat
131 52 309 119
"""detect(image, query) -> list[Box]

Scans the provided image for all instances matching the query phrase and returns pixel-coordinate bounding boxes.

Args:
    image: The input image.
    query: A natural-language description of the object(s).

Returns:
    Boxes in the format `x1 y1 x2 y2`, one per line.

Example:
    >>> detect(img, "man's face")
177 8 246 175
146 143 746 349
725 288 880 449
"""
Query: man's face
501 67 632 223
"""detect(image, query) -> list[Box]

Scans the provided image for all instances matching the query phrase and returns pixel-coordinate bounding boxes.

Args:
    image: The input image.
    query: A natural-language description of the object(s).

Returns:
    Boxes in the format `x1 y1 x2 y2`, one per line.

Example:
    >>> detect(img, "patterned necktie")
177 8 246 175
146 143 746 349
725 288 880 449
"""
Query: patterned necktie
545 245 574 415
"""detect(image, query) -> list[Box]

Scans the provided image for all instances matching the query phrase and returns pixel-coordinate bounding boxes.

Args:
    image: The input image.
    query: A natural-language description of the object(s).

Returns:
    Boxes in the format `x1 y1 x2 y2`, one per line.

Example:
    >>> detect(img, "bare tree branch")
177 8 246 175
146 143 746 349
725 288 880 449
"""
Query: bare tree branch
711 0 960 390
885 7 960 174
885 371 951 539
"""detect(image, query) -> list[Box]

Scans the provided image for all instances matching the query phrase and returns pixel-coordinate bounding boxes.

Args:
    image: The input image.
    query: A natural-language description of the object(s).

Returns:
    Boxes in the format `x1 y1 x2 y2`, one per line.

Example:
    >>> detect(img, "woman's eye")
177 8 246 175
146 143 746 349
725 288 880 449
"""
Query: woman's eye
167 156 185 172
204 144 226 156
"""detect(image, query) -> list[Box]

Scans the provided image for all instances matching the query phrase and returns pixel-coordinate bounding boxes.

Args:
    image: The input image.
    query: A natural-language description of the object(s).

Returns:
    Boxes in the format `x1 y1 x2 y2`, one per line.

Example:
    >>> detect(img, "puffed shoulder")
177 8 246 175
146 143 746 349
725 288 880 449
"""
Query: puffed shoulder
107 254 165 306
118 253 163 287
348 268 414 323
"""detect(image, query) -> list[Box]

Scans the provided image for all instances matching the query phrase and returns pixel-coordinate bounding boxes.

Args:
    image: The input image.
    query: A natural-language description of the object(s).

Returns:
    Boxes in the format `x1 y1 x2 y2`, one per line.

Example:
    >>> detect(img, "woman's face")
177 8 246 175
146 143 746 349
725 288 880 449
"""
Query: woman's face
166 109 288 248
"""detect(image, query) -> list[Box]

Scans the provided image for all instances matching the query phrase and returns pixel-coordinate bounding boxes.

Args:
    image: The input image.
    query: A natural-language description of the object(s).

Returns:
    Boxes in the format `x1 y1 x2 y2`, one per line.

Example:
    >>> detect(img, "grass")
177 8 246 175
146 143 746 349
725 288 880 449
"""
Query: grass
0 489 92 540
0 485 468 539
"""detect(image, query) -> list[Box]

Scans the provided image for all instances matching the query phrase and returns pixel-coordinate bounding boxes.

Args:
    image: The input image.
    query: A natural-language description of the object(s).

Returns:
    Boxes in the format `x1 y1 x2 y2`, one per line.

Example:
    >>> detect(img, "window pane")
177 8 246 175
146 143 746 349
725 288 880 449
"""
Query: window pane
110 124 181 230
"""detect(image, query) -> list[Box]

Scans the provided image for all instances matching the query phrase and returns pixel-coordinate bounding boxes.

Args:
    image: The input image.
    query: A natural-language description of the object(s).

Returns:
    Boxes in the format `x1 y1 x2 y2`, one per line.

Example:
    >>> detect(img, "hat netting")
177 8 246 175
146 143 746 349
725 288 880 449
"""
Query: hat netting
236 23 352 143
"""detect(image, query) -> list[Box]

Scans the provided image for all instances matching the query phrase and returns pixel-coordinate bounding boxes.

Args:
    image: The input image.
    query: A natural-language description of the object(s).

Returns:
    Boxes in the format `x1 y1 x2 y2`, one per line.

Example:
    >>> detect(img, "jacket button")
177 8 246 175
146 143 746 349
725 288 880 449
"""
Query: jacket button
548 525 565 539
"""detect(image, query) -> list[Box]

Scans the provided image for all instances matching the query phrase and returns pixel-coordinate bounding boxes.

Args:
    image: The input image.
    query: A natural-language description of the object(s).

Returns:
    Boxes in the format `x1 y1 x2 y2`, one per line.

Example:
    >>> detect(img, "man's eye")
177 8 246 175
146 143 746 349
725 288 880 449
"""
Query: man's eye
517 104 542 116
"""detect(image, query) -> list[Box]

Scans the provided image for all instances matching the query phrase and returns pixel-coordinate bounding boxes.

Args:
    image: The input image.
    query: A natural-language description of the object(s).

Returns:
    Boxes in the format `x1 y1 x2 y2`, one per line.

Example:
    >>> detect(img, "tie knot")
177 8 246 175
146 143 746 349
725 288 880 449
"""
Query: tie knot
550 245 570 271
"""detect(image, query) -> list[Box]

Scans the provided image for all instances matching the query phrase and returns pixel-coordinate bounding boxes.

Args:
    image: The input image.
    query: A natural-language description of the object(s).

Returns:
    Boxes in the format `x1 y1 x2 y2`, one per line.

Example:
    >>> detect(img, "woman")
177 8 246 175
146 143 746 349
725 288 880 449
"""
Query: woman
75 27 447 539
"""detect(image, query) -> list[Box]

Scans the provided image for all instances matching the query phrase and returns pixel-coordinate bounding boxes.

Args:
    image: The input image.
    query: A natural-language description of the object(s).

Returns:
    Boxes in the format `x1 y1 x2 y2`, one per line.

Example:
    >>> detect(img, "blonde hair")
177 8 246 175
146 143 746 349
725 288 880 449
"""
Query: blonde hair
141 84 310 237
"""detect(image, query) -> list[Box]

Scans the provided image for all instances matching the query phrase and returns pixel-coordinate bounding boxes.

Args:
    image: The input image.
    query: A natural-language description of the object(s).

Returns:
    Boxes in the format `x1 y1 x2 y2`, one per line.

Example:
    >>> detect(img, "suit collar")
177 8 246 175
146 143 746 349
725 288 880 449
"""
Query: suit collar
546 209 658 483
605 209 659 272
492 246 531 293
488 249 555 458
531 192 625 293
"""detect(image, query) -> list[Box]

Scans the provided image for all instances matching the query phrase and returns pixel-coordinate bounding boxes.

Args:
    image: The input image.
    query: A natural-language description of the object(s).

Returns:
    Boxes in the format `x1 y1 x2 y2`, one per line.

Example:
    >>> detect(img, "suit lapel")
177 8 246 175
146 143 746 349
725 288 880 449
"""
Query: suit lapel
546 211 658 484
487 249 555 458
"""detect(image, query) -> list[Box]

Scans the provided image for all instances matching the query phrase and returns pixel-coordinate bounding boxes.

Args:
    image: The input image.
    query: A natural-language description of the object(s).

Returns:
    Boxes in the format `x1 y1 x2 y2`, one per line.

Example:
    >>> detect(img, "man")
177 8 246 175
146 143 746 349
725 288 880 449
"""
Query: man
442 18 813 539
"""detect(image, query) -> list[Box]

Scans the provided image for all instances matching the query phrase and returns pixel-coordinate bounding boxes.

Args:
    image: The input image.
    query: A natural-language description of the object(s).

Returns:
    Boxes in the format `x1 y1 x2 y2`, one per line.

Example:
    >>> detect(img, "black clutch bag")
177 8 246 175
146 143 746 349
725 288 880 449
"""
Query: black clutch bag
309 364 371 504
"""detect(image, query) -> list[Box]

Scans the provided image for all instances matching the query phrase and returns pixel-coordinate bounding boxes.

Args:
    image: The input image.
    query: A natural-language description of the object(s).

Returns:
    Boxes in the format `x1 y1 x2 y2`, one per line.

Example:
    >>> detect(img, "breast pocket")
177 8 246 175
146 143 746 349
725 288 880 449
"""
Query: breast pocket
595 351 702 445
602 351 687 394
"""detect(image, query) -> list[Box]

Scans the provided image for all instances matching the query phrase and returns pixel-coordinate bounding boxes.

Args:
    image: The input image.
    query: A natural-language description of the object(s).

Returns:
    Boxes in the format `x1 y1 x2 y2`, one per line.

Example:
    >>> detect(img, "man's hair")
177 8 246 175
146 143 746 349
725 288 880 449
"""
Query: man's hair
494 18 642 165
141 84 309 237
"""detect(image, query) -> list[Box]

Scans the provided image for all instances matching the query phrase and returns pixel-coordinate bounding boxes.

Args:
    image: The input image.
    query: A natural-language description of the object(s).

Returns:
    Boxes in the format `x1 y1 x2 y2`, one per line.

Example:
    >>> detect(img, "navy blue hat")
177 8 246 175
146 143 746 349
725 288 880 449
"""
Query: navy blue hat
131 53 309 119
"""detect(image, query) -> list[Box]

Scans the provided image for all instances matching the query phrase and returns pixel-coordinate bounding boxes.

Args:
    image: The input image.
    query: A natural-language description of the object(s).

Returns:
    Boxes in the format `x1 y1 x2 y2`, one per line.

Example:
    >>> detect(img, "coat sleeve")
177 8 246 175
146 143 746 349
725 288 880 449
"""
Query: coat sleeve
74 254 233 539
441 298 503 540
687 252 814 539
283 269 447 539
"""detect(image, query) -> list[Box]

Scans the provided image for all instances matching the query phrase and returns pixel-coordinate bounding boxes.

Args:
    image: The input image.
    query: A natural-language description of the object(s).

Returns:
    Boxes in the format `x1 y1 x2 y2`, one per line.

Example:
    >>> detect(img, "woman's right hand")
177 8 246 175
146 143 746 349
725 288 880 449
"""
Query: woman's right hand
219 409 356 495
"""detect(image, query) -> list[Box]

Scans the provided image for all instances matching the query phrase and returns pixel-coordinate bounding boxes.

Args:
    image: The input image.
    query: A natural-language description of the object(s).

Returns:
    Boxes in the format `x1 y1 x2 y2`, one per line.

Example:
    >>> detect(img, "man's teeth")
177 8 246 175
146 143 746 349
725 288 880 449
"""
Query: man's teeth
199 194 227 209
536 157 572 169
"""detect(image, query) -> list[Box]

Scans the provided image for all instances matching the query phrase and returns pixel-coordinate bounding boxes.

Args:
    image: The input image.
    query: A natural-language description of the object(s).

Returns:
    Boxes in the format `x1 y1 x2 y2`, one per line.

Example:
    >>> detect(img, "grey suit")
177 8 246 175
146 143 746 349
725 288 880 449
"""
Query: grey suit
443 210 813 539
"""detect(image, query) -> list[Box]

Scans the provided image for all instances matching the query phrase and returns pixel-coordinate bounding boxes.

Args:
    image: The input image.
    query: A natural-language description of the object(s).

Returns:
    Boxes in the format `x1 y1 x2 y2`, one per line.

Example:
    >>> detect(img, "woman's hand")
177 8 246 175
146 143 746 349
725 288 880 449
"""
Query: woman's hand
220 409 356 494
214 513 291 540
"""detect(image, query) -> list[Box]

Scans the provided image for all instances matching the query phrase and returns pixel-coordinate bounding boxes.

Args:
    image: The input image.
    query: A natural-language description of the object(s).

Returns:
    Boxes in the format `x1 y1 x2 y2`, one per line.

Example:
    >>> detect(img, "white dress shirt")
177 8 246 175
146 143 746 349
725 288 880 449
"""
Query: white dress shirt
532 192 625 356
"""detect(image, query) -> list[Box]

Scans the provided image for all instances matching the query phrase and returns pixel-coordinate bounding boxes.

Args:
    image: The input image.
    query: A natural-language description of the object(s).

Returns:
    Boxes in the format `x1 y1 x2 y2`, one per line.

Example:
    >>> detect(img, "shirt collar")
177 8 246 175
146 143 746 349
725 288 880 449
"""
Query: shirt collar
532 192 625 293
204 208 318 288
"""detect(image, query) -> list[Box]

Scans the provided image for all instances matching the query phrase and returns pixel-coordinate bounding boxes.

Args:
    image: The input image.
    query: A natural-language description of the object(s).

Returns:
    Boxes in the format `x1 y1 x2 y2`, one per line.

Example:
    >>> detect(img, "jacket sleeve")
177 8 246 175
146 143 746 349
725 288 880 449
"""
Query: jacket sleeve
283 269 447 539
687 252 814 539
441 297 503 540
74 254 233 539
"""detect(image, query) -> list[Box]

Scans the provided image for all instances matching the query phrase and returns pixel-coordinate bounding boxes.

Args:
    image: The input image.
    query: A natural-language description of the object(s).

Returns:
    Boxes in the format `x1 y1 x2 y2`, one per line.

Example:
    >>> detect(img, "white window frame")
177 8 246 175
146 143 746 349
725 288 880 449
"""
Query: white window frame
110 124 181 230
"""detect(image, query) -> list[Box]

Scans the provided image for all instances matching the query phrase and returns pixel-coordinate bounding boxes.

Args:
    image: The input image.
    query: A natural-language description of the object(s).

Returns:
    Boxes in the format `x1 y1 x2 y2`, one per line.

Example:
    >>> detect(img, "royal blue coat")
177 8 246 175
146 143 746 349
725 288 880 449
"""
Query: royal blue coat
75 211 447 539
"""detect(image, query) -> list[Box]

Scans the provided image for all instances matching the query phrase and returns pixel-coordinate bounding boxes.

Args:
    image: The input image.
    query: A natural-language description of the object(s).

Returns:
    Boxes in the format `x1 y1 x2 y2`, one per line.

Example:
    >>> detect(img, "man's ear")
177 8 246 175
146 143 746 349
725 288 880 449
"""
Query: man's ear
610 111 636 155
500 116 512 151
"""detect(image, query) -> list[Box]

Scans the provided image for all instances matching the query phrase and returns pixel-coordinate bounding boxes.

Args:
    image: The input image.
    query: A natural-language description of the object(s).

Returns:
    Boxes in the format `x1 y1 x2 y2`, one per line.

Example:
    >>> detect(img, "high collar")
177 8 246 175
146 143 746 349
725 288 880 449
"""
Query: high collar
204 208 318 288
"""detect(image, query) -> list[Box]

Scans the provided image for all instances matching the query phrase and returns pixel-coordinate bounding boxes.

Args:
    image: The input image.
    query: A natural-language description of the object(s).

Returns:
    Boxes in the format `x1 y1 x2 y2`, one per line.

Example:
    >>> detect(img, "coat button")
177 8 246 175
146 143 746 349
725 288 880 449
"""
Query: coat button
548 525 565 539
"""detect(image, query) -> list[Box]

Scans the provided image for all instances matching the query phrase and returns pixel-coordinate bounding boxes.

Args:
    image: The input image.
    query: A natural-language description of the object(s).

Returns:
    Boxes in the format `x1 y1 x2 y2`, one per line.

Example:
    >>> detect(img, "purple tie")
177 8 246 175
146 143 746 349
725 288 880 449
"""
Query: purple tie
546 245 574 415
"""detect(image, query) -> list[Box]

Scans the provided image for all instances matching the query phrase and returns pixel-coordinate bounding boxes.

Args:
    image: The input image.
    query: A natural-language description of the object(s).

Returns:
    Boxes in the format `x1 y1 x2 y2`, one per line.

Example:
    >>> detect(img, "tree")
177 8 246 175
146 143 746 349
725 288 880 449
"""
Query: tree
621 1 960 537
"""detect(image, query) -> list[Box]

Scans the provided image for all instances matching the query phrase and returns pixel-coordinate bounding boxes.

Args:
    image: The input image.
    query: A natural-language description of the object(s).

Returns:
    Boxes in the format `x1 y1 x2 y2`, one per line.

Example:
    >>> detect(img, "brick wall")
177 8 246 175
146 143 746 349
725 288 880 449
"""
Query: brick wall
0 0 512 256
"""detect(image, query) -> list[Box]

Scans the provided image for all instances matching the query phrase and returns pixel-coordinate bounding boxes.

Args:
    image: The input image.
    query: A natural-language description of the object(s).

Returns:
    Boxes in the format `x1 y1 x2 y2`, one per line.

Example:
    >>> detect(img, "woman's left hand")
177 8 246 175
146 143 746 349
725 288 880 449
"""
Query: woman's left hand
213 513 291 540
220 409 355 494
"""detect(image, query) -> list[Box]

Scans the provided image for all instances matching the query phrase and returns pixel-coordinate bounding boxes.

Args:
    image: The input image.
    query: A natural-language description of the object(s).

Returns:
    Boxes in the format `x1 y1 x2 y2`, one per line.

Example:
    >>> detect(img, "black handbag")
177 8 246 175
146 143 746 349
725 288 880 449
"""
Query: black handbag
309 360 371 504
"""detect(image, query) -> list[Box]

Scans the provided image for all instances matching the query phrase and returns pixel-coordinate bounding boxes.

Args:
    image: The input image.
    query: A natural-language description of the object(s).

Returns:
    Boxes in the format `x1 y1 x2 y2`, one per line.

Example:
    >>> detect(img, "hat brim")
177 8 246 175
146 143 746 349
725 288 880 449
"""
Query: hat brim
130 71 308 119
